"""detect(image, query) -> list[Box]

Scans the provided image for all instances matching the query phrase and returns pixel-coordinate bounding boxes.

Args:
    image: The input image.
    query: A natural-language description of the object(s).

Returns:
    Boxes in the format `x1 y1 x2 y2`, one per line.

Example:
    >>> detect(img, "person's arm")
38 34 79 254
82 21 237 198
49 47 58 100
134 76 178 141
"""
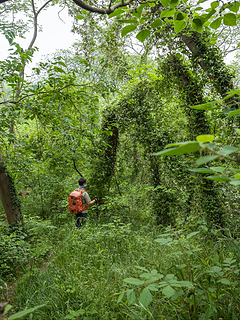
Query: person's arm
84 192 97 206
86 198 97 206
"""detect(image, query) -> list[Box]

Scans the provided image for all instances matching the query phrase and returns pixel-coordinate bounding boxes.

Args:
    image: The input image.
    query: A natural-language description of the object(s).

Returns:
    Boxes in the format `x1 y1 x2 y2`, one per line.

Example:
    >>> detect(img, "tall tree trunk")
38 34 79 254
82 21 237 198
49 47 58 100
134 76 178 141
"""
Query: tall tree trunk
118 83 175 225
0 153 21 224
89 110 119 200
181 31 236 103
166 54 224 226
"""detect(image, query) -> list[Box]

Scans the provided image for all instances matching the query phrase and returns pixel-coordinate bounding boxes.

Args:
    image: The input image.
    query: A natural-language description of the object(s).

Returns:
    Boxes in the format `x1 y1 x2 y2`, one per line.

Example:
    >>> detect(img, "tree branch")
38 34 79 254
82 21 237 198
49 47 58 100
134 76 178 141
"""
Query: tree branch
72 0 134 14
0 83 93 105
28 0 53 50
73 160 83 177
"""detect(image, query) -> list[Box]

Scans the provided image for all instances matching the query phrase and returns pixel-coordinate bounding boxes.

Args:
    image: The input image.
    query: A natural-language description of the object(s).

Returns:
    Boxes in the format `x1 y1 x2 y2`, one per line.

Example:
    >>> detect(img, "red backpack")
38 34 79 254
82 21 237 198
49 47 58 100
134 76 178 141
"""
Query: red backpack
68 189 88 214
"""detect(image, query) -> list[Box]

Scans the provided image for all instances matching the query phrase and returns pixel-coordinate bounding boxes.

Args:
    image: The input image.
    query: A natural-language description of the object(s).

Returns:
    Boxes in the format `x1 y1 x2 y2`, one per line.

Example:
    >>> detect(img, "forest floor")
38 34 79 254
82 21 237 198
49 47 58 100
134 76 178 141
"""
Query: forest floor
1 217 240 320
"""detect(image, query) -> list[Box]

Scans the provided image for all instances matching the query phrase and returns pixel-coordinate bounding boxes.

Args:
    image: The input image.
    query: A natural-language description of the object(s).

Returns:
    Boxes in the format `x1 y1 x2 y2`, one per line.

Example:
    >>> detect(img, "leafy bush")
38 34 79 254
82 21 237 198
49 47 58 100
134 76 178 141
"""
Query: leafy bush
118 227 240 319
0 217 56 282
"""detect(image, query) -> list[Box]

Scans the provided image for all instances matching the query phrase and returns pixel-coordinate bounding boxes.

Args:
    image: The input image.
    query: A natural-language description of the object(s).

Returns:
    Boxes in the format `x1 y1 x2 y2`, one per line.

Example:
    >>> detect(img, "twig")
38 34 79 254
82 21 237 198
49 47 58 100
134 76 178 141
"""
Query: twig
73 160 83 177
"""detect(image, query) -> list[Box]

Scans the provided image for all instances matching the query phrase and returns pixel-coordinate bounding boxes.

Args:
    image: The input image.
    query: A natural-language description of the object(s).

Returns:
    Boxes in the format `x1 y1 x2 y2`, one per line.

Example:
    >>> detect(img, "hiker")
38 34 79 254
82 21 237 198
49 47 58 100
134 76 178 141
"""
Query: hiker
73 178 97 228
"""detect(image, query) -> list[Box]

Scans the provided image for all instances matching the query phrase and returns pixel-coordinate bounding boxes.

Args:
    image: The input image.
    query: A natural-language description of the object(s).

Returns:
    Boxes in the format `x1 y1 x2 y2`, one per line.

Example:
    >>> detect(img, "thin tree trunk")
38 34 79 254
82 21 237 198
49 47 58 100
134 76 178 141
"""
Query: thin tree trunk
0 0 51 224
0 153 22 224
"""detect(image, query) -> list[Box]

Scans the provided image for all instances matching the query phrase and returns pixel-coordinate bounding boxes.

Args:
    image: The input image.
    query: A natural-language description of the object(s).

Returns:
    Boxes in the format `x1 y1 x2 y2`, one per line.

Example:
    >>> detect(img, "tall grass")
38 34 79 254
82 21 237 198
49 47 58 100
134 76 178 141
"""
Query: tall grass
8 219 240 319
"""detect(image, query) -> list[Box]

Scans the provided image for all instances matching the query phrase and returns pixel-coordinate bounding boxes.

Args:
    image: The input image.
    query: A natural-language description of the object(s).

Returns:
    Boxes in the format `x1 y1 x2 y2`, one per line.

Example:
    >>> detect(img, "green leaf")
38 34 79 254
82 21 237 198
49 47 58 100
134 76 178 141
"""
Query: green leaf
210 17 222 29
162 285 175 298
53 66 66 73
139 288 152 308
179 281 194 288
151 19 163 28
123 278 144 285
210 266 222 273
135 266 149 272
136 3 148 17
204 9 216 21
229 179 240 186
218 278 231 285
165 142 187 148
190 168 215 174
196 155 219 166
160 9 175 18
57 61 67 67
127 289 136 305
206 175 232 182
191 17 204 32
132 12 140 18
229 2 240 13
151 269 158 276
109 9 125 18
197 134 215 143
121 25 137 37
3 304 12 316
148 283 159 291
211 1 219 9
155 238 173 245
65 315 75 319
234 173 240 179
219 146 239 156
174 12 187 20
160 0 171 5
225 89 240 96
8 304 45 320
204 307 214 318
117 292 124 304
186 231 200 239
174 20 187 33
190 101 219 110
136 29 151 42
210 166 225 173
139 272 155 280
228 109 240 117
153 142 199 156
76 15 84 19
169 0 179 8
223 13 237 26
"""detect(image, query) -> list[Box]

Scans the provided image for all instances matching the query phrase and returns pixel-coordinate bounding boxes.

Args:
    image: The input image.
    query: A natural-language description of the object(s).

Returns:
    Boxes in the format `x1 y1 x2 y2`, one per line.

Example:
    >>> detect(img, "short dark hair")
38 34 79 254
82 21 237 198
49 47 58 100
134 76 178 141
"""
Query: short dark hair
78 178 87 186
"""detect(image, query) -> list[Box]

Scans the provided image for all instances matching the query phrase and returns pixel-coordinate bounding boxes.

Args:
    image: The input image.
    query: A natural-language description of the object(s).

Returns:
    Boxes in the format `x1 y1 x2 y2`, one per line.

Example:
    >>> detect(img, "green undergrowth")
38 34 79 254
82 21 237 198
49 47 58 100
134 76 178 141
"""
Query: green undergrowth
0 216 57 283
3 218 240 320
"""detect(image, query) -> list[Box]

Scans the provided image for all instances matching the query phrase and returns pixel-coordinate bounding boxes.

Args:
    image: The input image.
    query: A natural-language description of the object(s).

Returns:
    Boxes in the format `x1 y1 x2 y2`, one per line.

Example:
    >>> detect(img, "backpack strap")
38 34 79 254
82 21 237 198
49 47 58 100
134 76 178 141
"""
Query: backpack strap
79 189 88 211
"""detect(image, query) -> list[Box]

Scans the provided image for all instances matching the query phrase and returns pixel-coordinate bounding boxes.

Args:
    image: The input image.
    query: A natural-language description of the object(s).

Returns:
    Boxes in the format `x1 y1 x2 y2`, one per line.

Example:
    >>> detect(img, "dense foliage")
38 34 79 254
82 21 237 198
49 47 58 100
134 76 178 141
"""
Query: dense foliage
0 0 240 319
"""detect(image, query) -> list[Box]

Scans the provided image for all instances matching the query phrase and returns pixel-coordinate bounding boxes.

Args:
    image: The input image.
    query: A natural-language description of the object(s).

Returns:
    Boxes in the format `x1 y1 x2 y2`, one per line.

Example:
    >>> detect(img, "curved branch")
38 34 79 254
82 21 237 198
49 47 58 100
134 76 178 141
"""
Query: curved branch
72 0 134 14
73 160 83 177
28 0 53 50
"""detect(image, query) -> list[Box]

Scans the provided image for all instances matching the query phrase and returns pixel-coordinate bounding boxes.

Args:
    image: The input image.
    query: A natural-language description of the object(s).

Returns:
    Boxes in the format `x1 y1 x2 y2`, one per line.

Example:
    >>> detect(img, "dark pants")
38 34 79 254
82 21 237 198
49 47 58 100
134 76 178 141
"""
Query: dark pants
75 212 87 228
